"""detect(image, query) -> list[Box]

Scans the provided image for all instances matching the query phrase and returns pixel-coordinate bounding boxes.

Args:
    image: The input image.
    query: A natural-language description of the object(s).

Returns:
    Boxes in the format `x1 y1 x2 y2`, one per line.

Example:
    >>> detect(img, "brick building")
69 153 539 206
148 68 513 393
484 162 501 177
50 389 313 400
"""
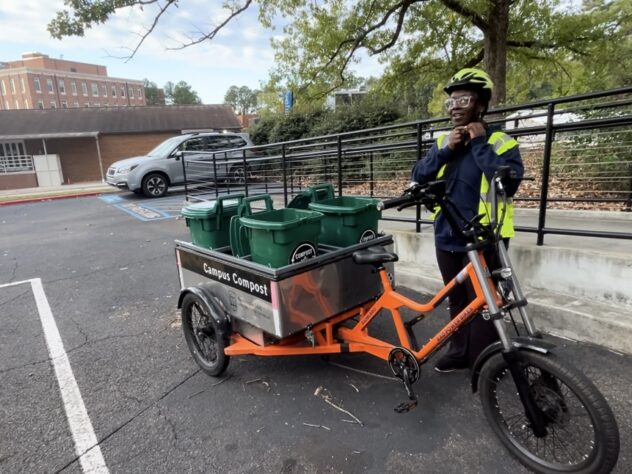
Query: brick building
0 105 241 190
0 52 145 110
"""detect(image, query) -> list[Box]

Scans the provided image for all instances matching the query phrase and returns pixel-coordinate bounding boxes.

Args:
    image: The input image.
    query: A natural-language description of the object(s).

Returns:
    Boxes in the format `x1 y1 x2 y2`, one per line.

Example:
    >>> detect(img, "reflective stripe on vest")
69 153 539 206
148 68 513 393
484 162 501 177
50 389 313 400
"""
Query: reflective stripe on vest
433 131 518 238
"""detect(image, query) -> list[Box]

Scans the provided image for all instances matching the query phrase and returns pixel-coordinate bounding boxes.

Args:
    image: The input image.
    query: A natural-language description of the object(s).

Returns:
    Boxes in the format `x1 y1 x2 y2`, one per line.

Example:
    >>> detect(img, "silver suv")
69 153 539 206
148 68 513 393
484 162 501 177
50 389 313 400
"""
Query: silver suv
106 132 257 198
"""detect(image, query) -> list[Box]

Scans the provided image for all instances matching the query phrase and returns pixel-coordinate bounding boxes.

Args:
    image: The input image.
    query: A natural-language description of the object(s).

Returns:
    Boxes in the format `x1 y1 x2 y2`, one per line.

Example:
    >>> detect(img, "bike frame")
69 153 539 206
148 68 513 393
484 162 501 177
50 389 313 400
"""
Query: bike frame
225 172 538 363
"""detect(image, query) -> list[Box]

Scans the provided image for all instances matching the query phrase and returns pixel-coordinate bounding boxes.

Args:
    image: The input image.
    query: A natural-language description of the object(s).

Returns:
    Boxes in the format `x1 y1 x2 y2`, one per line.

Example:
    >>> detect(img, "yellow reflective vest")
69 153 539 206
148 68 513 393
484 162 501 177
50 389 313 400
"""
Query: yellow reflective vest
433 131 519 238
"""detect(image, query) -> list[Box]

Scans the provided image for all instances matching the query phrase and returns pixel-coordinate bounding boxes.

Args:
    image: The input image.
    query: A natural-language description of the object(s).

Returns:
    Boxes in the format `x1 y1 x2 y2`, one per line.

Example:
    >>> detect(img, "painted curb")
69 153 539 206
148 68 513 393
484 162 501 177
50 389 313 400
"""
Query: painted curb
0 191 110 206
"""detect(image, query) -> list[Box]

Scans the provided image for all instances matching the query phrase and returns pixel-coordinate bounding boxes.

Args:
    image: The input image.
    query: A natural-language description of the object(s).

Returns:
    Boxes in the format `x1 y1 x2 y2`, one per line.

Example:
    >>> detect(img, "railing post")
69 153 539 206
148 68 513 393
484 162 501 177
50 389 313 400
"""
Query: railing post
212 154 219 199
626 163 632 211
337 135 343 196
242 148 248 197
416 122 423 161
282 144 288 206
181 152 189 202
537 103 556 245
369 152 374 197
416 122 423 232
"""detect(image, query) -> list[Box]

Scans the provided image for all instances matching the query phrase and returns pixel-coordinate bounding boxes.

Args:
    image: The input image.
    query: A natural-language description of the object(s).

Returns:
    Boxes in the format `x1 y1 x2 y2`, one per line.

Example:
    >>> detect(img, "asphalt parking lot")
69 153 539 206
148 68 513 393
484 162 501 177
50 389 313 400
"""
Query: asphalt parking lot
1 191 631 473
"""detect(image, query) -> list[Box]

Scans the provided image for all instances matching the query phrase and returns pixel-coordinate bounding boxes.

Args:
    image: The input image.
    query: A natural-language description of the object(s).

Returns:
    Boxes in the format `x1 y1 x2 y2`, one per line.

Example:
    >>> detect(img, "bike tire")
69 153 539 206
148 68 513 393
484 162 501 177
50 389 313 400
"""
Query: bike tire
478 350 619 473
181 293 230 377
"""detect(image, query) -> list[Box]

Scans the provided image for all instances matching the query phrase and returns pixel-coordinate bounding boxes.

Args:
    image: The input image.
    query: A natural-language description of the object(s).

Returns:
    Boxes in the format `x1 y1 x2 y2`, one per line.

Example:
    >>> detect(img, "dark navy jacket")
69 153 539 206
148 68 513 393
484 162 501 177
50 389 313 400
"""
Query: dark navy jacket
411 125 523 252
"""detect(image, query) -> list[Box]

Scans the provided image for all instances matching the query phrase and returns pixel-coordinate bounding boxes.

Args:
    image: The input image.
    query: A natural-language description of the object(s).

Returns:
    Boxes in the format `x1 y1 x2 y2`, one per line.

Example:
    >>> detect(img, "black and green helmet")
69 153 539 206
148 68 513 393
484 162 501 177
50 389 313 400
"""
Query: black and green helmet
444 68 494 102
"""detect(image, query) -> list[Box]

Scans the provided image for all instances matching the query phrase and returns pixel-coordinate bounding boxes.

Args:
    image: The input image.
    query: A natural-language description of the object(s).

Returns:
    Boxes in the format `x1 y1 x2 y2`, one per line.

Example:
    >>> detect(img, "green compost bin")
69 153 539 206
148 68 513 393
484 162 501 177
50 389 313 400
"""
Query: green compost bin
308 196 381 247
181 194 244 249
238 207 323 268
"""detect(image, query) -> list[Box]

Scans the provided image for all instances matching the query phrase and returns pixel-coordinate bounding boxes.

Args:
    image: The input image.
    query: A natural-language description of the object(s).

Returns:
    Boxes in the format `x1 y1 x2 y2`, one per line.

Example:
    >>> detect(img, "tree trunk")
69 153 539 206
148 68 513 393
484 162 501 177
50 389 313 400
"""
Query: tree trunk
483 0 510 106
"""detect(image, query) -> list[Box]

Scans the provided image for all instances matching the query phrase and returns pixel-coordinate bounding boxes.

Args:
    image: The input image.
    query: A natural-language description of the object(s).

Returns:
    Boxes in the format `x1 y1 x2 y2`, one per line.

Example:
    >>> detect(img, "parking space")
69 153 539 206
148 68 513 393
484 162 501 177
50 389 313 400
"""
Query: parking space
1 195 630 473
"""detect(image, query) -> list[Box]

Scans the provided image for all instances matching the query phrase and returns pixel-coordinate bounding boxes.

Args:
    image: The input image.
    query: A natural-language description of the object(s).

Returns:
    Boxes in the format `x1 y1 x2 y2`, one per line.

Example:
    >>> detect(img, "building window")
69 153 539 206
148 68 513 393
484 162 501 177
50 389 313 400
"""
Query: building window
20 78 26 93
34 78 41 93
47 79 54 93
111 85 116 97
58 79 66 94
61 101 68 108
73 101 79 108
137 88 142 100
10 78 16 94
24 99 29 109
82 82 88 96
128 87 134 99
50 101 57 109
94 102 100 107
0 80 5 96
91 83 99 96
14 99 20 109
120 87 126 98
70 81 77 95
0 141 34 173
101 85 107 97
4 101 9 110
85 102 90 107
38 100 44 109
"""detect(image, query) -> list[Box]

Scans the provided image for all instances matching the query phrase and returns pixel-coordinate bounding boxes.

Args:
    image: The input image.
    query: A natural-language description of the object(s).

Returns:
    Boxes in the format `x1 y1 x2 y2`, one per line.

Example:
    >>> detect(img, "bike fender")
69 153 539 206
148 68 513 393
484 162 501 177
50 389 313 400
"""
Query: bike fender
471 336 556 393
177 286 231 336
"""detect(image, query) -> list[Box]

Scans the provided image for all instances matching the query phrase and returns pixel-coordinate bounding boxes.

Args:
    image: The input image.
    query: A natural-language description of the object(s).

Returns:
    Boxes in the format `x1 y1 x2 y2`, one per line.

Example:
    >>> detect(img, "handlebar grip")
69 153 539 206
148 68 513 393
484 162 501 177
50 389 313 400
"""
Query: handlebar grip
379 194 414 211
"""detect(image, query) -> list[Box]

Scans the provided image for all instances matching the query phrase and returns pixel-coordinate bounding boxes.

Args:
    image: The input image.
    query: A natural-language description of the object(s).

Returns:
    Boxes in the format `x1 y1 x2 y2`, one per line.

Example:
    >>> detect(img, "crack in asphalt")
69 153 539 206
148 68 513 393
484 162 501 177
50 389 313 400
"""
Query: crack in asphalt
0 286 30 308
55 368 200 473
43 254 170 287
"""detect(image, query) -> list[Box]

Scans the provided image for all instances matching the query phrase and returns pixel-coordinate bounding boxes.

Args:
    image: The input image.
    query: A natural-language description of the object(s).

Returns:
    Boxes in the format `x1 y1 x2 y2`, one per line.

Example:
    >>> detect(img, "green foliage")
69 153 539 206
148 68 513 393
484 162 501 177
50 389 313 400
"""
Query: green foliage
143 79 164 105
224 85 258 115
164 81 201 105
48 0 631 112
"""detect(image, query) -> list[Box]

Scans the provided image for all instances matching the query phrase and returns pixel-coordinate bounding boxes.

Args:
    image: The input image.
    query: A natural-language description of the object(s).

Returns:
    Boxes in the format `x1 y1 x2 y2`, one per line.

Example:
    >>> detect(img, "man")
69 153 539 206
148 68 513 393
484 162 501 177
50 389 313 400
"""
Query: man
411 68 524 373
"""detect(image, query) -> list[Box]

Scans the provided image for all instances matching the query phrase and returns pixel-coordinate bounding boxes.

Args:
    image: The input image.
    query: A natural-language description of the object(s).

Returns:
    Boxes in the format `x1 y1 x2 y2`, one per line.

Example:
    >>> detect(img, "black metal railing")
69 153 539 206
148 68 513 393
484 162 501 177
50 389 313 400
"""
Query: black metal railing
182 86 632 245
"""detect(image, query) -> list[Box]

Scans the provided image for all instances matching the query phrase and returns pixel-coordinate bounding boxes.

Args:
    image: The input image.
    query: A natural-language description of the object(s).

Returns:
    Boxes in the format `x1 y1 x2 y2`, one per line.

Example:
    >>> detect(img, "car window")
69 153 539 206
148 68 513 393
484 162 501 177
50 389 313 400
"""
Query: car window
227 137 247 148
181 137 207 151
147 136 185 157
204 137 225 151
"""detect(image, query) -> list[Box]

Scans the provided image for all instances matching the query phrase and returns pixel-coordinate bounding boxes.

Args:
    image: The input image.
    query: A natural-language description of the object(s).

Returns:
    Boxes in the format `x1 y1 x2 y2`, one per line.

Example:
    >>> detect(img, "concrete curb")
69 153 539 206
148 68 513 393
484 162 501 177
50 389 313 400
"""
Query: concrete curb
0 190 115 206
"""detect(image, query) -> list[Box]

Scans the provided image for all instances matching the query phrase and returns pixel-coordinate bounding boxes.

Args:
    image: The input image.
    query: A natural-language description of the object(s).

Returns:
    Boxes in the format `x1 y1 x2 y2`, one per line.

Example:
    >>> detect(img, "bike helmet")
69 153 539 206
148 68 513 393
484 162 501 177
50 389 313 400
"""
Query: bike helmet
444 67 493 103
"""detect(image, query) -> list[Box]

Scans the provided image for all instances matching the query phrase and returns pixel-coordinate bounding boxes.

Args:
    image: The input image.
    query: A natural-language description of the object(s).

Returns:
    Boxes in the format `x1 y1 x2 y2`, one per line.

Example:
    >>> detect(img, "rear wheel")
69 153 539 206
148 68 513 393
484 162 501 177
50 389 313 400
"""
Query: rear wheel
478 350 619 473
181 293 230 377
142 172 168 198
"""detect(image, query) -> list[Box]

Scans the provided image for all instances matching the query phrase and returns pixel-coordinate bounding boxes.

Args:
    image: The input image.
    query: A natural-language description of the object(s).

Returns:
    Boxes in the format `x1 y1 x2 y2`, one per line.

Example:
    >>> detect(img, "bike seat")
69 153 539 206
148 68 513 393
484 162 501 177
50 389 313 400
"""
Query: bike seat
352 249 398 266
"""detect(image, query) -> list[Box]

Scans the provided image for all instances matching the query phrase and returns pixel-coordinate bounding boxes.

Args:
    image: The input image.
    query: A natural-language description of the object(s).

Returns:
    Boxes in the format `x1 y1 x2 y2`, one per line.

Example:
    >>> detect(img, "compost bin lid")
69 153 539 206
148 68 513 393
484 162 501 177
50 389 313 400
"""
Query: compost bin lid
181 199 240 218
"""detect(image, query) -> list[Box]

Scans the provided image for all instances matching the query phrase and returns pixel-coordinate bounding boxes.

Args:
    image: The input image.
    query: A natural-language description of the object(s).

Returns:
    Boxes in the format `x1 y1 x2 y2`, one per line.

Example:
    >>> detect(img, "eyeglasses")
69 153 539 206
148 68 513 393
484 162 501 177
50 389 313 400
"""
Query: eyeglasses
444 95 474 110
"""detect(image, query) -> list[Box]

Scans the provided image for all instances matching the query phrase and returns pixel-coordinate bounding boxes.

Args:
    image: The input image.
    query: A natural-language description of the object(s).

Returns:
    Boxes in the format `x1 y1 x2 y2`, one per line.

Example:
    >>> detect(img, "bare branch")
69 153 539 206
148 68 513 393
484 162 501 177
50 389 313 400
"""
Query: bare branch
126 0 177 61
167 0 253 50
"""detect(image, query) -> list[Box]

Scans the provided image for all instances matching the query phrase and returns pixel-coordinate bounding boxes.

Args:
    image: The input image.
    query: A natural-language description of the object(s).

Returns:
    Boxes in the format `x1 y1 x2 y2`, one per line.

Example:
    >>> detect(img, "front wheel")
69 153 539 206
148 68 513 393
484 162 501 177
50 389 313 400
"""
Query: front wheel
142 173 168 198
478 350 619 473
181 293 230 377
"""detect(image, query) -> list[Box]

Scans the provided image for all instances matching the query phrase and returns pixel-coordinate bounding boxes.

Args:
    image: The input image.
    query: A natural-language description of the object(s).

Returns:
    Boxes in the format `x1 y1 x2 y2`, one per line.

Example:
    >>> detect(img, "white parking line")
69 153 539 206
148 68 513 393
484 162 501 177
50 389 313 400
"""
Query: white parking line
0 279 109 473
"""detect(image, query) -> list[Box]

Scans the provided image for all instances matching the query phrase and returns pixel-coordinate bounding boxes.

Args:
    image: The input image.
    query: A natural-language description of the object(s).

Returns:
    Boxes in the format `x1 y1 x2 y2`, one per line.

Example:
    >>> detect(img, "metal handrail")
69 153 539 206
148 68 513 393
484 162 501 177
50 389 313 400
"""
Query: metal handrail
183 86 632 245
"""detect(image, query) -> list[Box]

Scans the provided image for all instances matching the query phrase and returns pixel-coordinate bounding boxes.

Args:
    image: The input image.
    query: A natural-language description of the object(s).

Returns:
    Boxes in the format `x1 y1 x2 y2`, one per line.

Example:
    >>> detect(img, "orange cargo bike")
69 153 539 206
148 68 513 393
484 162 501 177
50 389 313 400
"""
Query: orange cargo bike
176 168 619 473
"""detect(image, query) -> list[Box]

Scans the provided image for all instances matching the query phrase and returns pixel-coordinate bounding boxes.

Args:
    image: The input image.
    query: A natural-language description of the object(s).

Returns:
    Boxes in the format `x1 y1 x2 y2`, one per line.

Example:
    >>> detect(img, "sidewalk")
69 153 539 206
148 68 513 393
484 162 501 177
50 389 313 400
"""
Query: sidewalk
0 181 117 205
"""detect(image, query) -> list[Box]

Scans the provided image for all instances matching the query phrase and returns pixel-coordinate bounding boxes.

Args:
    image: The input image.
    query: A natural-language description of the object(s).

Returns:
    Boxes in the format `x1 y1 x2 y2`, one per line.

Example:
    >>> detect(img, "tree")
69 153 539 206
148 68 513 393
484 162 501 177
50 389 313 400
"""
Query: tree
48 1 628 107
224 85 258 115
164 81 201 105
143 79 164 105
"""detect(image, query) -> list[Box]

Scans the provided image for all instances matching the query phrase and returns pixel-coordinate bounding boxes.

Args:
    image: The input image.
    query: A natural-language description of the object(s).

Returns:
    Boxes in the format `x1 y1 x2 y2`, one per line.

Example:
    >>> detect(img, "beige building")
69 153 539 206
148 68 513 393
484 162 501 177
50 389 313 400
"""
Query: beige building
0 52 145 110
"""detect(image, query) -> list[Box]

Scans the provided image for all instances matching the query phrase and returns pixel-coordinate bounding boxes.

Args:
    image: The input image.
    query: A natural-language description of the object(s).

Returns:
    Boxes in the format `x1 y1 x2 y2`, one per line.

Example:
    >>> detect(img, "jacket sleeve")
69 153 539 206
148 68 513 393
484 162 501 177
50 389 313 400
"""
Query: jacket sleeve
469 135 524 197
411 142 452 185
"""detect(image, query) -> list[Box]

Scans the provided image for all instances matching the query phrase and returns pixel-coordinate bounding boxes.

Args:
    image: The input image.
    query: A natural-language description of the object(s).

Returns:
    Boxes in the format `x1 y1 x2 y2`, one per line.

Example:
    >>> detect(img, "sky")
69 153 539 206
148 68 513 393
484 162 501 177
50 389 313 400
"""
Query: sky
0 0 383 105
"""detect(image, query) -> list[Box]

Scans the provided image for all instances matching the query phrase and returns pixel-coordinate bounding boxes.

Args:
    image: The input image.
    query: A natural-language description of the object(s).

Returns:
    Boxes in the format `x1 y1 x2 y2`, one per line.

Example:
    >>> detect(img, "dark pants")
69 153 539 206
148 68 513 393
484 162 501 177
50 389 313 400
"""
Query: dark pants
435 242 507 367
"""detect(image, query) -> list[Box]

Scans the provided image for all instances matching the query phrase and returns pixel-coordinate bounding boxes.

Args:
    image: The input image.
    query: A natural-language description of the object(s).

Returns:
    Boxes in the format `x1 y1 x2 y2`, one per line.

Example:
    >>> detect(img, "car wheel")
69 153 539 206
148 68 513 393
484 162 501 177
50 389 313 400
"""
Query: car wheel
230 166 246 185
142 173 168 198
